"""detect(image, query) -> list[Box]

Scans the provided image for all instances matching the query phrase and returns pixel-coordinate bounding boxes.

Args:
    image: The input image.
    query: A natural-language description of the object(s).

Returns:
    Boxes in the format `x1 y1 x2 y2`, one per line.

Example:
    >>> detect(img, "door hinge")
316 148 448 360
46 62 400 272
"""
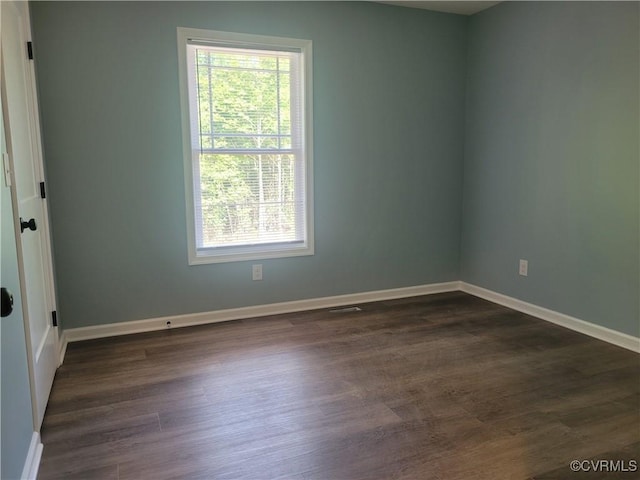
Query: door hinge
27 41 33 60
51 310 58 327
40 181 46 199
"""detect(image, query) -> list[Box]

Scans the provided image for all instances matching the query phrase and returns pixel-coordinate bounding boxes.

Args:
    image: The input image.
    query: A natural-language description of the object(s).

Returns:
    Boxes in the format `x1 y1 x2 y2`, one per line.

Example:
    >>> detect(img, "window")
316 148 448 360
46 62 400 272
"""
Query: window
178 28 313 264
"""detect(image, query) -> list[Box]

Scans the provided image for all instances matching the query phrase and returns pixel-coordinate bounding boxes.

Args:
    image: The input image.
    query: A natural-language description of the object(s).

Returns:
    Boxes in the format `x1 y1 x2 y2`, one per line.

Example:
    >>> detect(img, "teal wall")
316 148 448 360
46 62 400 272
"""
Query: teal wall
1 114 34 480
461 1 639 336
30 1 639 337
30 1 468 329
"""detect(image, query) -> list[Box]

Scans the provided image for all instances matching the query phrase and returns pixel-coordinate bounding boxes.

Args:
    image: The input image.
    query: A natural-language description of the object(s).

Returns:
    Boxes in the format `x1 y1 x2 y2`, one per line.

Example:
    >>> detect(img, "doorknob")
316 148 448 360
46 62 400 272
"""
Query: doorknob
1 287 14 317
20 217 37 233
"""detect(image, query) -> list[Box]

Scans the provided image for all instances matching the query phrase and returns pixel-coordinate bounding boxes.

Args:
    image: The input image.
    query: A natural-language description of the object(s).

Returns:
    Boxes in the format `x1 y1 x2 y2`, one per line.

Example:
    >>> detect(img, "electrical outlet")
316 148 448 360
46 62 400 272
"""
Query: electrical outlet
519 259 528 277
252 264 263 281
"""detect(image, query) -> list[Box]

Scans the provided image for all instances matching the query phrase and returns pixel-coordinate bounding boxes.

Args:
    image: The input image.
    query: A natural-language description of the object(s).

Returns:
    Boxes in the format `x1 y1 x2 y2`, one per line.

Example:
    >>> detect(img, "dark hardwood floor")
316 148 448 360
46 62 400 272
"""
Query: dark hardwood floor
38 292 639 479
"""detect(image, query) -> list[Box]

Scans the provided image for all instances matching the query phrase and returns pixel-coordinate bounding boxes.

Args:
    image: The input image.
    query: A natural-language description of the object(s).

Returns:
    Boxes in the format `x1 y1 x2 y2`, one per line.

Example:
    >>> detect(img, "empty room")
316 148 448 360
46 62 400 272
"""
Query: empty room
1 1 638 479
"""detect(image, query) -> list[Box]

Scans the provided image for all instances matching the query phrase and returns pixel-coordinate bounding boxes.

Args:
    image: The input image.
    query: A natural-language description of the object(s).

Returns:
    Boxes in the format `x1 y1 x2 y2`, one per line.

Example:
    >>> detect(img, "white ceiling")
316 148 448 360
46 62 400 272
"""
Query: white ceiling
377 1 501 16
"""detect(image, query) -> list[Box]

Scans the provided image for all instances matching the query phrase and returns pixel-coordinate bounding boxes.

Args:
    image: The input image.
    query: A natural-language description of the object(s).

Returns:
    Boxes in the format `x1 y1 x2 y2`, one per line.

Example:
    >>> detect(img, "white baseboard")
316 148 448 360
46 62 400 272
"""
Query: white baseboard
62 280 639 356
57 330 67 366
20 432 43 480
64 281 460 343
460 282 640 353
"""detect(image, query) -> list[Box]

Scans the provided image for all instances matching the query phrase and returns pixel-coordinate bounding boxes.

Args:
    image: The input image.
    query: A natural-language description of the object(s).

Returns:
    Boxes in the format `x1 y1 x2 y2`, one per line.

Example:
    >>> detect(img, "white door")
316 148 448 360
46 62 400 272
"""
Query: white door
1 0 58 429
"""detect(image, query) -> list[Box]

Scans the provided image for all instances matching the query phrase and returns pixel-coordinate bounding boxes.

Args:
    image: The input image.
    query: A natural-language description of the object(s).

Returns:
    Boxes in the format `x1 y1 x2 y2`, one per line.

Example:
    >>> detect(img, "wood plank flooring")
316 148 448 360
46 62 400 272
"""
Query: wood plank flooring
38 292 639 479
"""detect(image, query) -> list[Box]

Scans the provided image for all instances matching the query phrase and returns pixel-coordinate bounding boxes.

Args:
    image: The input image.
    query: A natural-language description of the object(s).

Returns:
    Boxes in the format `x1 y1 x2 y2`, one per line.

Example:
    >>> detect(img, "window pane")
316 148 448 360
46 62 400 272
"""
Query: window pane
198 153 300 247
194 48 292 151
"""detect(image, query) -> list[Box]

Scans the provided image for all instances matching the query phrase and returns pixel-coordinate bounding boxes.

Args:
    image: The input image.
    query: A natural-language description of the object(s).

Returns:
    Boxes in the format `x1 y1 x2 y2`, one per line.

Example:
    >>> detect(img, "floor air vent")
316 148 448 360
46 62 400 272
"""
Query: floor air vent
329 306 362 313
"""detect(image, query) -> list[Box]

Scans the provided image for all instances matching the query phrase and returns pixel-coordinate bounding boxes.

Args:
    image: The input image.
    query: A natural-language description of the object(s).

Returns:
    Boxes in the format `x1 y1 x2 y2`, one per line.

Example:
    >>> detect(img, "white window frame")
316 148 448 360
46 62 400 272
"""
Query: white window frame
177 27 314 265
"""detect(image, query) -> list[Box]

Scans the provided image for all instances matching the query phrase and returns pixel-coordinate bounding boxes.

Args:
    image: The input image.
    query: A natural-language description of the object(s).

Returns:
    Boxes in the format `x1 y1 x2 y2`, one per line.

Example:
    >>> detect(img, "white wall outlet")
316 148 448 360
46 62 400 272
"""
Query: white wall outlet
519 259 528 276
252 264 263 281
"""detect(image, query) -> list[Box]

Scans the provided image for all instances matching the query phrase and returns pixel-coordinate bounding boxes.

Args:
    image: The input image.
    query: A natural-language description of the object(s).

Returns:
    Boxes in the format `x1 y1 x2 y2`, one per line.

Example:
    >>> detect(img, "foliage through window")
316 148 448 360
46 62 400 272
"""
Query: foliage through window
178 29 313 264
